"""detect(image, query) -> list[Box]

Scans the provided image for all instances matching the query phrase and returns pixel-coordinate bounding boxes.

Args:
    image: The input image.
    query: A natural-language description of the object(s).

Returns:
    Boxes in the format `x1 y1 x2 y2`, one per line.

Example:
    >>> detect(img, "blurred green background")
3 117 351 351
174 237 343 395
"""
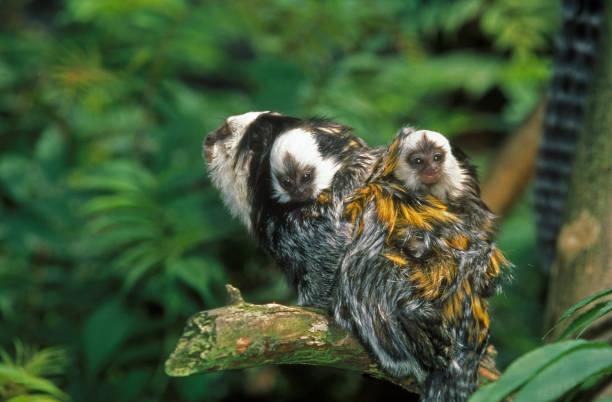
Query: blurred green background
1 0 558 401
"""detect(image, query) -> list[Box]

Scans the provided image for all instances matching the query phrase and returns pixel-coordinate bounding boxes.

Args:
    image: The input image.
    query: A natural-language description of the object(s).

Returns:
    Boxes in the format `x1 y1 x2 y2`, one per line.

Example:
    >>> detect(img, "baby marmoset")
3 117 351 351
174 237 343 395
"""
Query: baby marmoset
389 126 507 297
204 112 508 402
335 126 509 401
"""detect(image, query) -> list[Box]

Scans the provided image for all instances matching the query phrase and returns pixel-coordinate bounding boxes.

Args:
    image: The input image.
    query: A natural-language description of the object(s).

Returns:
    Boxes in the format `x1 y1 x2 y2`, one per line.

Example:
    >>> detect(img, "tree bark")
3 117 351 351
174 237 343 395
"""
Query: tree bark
544 2 612 397
165 285 500 395
545 3 612 335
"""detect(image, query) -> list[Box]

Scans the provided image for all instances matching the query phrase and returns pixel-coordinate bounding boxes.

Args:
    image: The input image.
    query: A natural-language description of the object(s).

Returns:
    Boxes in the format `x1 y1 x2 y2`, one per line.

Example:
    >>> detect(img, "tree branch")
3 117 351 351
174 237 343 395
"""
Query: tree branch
165 285 500 393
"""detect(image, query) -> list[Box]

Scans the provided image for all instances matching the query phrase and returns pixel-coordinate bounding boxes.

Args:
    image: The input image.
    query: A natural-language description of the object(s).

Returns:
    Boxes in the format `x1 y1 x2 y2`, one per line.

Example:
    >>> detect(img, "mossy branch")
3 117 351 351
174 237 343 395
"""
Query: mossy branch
165 284 500 393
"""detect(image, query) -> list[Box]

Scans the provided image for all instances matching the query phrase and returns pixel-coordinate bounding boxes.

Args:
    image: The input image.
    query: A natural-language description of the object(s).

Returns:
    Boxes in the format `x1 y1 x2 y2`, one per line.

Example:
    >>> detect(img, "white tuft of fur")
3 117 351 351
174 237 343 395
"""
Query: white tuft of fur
226 111 267 138
270 128 340 203
394 129 467 201
207 111 268 231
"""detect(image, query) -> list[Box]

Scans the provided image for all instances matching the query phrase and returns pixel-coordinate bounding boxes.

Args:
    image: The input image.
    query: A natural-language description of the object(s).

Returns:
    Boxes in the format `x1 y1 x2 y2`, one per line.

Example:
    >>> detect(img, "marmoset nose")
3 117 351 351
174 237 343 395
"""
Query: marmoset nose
292 188 310 202
205 123 229 147
204 122 233 162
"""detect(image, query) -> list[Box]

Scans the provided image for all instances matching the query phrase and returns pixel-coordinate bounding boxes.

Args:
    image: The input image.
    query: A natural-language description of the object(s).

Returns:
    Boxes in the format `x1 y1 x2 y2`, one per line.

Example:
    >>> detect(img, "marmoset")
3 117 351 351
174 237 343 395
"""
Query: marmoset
204 112 508 402
335 127 509 401
391 126 505 297
204 111 378 307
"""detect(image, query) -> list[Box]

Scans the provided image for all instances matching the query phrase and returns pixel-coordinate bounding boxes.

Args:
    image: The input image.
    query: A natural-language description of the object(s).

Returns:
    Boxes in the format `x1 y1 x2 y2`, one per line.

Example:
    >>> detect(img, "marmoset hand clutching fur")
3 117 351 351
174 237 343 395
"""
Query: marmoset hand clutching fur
203 111 509 402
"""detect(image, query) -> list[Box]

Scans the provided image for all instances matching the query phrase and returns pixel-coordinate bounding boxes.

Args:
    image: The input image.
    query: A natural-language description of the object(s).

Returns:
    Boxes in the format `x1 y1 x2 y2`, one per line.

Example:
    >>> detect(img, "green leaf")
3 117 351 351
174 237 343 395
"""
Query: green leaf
469 340 590 402
82 195 152 214
245 58 305 115
515 343 612 402
0 342 67 378
167 256 226 306
164 229 213 257
112 242 159 271
71 175 143 193
121 252 164 292
89 226 157 256
82 299 134 373
7 395 64 402
70 160 156 192
34 126 66 165
85 211 156 235
544 287 612 339
21 347 68 377
0 366 68 400
557 300 612 339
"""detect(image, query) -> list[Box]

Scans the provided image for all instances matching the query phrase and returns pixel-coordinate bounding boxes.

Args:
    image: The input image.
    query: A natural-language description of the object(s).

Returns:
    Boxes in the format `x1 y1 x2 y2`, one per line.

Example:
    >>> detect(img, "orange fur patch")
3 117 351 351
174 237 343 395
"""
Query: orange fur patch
443 291 464 323
408 259 458 301
463 280 490 343
316 190 332 205
345 181 460 238
487 248 509 279
381 138 401 177
440 281 490 343
447 235 469 250
398 204 432 230
383 252 409 266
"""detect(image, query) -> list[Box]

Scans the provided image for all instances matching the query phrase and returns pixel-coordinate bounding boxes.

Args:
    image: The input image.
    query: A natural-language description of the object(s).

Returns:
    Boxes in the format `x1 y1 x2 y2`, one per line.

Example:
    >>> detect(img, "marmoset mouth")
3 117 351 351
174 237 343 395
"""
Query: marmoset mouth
421 172 440 184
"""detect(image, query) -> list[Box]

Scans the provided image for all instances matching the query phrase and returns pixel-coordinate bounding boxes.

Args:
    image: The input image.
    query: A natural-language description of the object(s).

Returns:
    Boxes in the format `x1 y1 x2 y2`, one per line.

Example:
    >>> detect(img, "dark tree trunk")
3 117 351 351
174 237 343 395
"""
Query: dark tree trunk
545 2 612 397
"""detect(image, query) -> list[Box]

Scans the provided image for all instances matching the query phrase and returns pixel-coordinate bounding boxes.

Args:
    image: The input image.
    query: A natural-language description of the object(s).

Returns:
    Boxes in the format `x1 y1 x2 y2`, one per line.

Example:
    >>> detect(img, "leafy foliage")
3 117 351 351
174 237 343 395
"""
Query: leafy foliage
0 341 69 401
1 0 558 400
470 288 612 402
545 287 612 340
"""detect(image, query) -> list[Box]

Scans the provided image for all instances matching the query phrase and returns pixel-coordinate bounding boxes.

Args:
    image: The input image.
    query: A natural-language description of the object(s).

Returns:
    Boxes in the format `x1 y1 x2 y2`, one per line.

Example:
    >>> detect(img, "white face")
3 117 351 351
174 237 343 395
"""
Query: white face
270 128 340 203
393 129 466 201
204 111 268 231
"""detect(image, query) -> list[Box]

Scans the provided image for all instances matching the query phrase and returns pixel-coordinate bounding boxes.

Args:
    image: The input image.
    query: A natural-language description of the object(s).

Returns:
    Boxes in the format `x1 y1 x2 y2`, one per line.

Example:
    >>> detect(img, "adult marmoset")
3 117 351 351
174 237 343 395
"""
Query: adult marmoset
204 112 508 401
204 111 378 307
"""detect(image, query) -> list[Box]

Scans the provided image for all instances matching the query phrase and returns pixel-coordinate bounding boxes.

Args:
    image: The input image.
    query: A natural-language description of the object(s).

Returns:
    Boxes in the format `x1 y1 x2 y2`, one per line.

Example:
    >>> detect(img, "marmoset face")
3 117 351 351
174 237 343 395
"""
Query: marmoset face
394 128 467 201
204 111 345 228
270 128 339 203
